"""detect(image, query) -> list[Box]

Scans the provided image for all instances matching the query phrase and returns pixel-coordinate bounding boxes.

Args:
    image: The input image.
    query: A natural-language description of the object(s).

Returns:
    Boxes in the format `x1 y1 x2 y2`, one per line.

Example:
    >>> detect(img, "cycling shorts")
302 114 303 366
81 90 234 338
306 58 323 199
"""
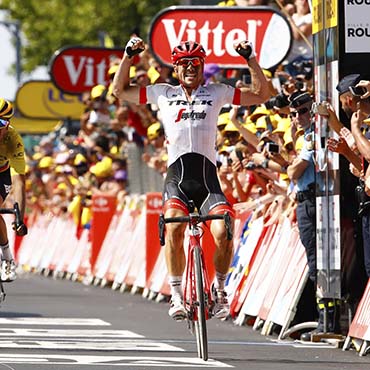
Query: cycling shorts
163 152 231 215
0 167 11 202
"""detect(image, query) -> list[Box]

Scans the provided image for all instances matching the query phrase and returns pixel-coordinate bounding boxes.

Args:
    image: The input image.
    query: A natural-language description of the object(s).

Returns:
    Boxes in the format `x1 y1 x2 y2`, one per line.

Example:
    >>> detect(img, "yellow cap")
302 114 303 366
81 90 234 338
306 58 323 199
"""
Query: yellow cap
223 121 239 132
90 157 113 178
38 156 54 169
147 65 160 84
147 122 163 140
108 64 119 76
217 112 230 127
32 152 43 161
90 85 106 99
74 153 87 166
249 106 270 122
129 66 136 79
273 117 291 134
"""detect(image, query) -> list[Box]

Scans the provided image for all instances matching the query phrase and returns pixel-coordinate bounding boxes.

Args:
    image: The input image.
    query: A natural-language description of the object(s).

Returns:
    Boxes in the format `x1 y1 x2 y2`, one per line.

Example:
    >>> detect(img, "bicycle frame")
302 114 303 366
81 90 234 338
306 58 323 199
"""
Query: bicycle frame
183 214 212 322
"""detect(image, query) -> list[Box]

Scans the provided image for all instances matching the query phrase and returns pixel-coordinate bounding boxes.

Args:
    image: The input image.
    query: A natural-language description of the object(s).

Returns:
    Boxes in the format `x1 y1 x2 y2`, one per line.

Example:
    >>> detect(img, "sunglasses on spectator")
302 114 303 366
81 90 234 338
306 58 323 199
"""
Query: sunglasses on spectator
224 132 240 139
0 118 9 128
176 57 203 68
289 107 310 118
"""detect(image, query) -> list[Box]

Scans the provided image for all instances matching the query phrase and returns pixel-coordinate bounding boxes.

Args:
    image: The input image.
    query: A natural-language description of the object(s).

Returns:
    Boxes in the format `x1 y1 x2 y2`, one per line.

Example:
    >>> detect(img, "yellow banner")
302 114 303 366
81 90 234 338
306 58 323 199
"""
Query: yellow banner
312 0 337 34
11 116 61 134
16 81 84 120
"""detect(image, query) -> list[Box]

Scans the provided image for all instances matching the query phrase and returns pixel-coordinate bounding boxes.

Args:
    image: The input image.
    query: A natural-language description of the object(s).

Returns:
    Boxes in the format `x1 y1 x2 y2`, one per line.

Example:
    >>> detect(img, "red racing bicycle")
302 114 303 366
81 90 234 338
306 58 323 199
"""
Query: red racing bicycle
159 200 232 361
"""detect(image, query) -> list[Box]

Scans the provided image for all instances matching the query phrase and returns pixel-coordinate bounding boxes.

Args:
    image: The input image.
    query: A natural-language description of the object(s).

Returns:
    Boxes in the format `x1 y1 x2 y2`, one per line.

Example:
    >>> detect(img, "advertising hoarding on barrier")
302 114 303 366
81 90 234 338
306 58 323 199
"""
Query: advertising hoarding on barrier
148 6 292 69
15 80 84 120
49 46 124 94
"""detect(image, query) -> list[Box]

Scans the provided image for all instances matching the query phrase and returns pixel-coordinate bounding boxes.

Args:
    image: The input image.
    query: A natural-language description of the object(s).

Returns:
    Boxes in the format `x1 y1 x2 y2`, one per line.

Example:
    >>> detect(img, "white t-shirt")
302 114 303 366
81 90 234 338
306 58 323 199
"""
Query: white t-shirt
287 13 313 62
142 83 240 166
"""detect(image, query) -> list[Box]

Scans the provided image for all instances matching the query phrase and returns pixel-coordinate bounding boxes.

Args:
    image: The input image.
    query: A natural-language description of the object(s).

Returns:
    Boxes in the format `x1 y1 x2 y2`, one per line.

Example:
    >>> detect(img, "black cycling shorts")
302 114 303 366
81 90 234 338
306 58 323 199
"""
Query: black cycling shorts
163 152 229 215
0 168 11 202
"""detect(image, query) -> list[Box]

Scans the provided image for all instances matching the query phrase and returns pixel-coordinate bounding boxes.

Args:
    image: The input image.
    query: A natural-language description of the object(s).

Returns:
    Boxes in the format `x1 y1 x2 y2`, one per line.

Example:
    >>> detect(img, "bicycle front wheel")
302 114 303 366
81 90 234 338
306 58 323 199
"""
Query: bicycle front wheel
194 246 208 361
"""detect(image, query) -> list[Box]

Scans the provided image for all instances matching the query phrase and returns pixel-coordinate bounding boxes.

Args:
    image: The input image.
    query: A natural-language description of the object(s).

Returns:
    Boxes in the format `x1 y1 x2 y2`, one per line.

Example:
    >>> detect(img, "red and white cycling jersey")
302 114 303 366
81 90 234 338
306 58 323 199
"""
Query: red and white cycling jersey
140 83 241 166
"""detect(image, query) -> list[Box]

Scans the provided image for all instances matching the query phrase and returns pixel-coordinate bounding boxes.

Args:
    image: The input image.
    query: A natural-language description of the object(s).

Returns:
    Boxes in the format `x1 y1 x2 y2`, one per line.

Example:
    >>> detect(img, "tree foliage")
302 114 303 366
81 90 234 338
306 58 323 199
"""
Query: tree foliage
0 0 179 72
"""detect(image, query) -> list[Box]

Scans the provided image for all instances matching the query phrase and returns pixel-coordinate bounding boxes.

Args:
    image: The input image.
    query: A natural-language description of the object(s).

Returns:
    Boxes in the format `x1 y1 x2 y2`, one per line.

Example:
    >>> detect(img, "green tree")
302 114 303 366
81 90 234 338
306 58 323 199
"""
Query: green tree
0 0 179 73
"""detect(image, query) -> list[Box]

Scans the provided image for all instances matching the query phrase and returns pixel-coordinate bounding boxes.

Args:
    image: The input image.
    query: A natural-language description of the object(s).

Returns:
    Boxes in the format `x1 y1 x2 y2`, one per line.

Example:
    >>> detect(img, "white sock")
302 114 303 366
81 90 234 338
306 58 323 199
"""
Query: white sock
0 243 12 261
214 271 227 291
168 275 183 297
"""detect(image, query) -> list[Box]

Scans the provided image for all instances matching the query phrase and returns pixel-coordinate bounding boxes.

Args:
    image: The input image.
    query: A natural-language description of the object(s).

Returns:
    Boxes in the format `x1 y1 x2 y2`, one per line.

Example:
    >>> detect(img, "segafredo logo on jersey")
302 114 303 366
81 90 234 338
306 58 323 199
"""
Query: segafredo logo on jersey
49 46 124 94
149 6 292 70
175 109 207 123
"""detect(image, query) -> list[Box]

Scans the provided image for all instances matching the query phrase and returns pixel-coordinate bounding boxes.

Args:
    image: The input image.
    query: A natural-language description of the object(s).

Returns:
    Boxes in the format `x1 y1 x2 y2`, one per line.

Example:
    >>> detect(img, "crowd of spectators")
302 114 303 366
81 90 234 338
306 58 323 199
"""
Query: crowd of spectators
17 0 314 235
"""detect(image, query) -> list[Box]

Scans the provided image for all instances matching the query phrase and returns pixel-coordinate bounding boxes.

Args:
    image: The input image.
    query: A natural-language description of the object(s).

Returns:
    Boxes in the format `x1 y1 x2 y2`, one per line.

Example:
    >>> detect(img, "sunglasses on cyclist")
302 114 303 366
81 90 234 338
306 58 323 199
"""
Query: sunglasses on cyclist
0 118 9 128
176 57 203 68
289 107 310 118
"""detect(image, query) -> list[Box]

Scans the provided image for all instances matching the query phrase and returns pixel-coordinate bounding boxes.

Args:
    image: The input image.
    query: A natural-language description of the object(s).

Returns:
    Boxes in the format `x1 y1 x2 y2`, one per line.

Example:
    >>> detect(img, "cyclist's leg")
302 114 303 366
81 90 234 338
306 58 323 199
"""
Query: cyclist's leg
163 161 190 320
0 171 16 281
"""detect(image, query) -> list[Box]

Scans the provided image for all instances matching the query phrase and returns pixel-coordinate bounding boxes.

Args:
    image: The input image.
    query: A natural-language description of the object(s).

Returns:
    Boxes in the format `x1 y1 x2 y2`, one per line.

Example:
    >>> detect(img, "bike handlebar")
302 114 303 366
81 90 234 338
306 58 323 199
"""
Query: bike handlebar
0 202 22 228
158 212 233 246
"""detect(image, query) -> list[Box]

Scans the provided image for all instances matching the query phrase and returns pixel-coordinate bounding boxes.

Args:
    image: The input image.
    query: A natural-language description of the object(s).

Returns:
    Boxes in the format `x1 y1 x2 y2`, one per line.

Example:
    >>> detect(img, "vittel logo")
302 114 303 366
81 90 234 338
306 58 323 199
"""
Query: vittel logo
161 19 260 57
62 56 108 87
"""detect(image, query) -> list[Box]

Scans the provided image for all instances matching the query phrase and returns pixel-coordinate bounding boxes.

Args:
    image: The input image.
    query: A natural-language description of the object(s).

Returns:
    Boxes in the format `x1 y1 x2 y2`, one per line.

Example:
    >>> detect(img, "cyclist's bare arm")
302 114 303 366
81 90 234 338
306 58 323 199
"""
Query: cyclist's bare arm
239 57 270 106
11 174 26 220
112 38 145 104
232 40 270 107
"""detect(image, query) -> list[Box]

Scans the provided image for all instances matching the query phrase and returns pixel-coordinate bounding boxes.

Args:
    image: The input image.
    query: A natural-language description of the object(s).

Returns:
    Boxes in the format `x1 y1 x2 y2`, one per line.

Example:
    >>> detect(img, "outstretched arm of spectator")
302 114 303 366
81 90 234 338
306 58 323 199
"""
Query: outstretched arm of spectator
351 109 370 163
112 38 145 104
327 137 362 171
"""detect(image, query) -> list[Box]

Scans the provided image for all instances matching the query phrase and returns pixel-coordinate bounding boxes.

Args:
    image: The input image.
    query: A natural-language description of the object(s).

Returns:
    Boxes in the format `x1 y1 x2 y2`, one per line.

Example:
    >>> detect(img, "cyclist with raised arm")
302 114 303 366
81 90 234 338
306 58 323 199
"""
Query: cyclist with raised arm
113 38 270 321
0 99 27 282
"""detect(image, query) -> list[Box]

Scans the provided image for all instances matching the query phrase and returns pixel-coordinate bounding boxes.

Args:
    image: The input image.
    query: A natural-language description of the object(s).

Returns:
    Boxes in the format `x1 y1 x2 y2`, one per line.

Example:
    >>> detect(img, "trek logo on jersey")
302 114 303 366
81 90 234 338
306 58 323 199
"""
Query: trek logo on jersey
175 109 207 122
169 100 213 106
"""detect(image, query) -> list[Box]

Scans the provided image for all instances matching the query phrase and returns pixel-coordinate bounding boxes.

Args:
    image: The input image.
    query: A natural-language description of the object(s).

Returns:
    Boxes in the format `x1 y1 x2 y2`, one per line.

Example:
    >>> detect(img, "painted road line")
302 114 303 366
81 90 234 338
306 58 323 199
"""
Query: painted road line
0 318 110 326
0 354 232 367
0 328 143 338
0 339 184 351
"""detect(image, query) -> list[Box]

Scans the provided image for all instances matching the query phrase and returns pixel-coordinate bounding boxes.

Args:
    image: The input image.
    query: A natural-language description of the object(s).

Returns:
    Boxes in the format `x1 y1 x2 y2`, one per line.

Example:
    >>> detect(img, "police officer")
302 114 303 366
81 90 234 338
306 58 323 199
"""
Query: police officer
287 91 340 341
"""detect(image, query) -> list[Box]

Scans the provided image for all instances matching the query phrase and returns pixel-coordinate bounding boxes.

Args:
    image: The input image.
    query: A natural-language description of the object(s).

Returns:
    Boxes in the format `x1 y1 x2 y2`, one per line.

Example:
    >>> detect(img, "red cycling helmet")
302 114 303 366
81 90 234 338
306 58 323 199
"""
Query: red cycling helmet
171 41 206 64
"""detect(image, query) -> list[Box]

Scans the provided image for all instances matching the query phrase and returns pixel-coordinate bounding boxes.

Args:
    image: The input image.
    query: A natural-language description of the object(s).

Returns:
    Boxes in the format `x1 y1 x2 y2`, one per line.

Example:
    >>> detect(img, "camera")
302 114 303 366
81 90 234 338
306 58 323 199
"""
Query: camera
349 85 367 97
266 142 280 154
264 92 290 110
291 59 313 80
311 102 329 116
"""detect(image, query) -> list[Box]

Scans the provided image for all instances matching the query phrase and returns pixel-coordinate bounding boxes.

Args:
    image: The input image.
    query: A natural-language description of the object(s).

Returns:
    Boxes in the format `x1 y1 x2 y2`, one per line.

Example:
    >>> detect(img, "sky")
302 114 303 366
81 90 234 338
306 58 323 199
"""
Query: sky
0 11 48 102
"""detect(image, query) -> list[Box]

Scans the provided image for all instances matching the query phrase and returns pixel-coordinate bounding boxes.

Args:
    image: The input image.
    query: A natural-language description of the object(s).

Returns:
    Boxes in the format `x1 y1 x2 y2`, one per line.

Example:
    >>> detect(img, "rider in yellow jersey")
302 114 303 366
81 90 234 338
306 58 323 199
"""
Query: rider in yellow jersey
0 98 27 282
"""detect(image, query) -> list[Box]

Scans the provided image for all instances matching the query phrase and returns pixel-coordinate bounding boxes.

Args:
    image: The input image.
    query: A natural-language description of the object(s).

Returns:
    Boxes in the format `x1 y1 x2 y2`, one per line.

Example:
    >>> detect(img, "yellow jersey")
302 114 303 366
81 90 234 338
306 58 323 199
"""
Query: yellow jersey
0 125 26 175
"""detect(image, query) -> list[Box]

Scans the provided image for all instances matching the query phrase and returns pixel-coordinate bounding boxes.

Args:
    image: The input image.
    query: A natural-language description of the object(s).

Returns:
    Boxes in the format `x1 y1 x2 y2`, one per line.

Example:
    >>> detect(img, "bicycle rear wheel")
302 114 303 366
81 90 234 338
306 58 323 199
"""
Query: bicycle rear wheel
193 246 208 361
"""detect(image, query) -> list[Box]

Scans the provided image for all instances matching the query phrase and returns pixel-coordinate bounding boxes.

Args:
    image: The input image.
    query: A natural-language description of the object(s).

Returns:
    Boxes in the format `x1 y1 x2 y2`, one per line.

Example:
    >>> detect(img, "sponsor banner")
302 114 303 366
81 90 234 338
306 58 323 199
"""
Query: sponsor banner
49 46 123 94
345 0 370 53
10 116 60 134
15 80 84 120
348 279 370 341
312 0 338 34
149 6 292 69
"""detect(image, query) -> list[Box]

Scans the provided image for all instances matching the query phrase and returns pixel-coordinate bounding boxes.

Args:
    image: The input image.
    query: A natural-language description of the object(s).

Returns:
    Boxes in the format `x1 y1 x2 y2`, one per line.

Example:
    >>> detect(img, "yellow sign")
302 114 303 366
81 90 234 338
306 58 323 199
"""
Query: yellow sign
312 0 337 34
10 116 61 134
16 80 84 120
